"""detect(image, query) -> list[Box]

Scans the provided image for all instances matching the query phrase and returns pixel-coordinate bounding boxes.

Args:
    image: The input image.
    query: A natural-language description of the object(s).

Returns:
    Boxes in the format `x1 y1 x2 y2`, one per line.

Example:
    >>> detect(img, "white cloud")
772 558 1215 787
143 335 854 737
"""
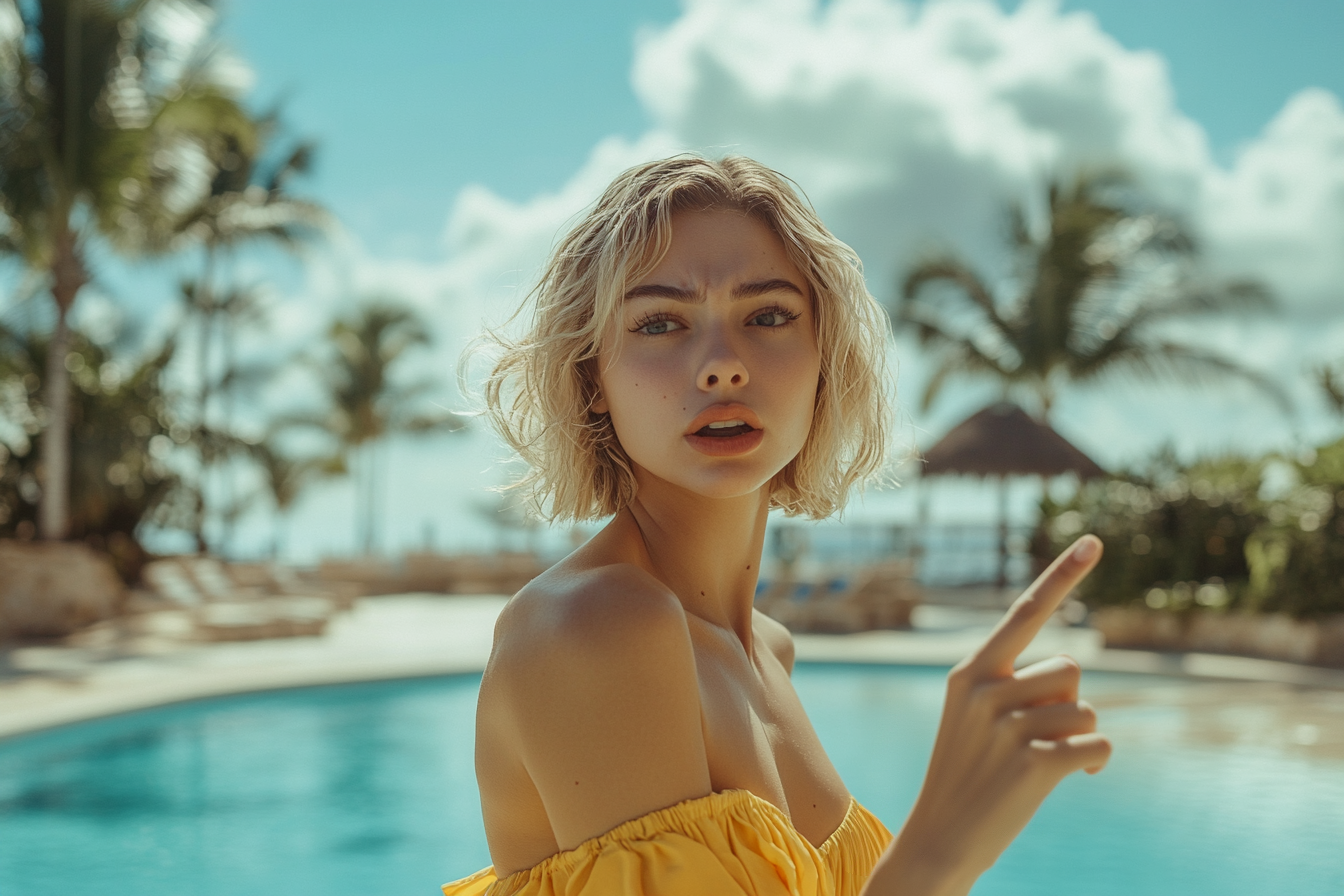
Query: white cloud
1201 88 1344 315
631 0 1213 287
267 0 1344 554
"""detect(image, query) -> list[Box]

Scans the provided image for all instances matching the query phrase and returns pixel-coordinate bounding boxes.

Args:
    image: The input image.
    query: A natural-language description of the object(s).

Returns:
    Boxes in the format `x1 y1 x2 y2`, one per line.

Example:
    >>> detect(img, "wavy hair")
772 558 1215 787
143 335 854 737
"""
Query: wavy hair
474 154 893 521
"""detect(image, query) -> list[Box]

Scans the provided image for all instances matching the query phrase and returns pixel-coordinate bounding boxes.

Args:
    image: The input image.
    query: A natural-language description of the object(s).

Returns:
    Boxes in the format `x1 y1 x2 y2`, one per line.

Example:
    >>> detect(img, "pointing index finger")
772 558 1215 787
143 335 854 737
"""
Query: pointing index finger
971 535 1102 677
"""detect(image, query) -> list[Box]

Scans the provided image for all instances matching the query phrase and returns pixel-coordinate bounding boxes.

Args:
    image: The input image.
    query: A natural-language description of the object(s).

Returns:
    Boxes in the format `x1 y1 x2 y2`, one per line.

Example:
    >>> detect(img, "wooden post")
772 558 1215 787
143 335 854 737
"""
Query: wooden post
996 475 1009 590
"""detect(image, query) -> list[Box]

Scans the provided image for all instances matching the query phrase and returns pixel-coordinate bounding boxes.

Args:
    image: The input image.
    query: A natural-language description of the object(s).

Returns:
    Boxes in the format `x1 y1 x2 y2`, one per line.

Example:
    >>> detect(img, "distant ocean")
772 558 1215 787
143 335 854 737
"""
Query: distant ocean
179 427 1047 588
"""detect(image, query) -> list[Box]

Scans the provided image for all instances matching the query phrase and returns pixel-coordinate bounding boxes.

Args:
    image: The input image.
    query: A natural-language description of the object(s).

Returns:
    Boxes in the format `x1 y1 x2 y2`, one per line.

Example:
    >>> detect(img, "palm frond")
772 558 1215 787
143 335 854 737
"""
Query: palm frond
1318 363 1344 417
1074 338 1291 412
897 168 1283 420
918 342 1022 413
396 412 468 435
1109 277 1275 340
900 258 1016 342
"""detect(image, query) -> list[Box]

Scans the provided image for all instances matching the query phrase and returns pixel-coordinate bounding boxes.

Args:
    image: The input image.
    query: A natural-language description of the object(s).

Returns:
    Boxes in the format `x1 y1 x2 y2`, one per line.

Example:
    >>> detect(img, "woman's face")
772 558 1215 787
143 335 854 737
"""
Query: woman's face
594 208 821 501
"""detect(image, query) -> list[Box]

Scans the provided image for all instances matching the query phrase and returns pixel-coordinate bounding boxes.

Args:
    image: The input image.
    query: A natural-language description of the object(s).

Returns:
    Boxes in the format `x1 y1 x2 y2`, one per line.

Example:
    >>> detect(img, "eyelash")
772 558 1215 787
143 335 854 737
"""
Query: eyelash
750 304 802 327
628 304 802 334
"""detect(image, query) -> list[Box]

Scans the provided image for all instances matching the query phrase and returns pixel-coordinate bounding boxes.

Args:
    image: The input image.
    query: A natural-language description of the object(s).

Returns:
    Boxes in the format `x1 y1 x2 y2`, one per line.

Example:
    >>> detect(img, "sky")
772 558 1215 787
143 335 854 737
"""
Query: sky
16 0 1344 560
220 0 1344 260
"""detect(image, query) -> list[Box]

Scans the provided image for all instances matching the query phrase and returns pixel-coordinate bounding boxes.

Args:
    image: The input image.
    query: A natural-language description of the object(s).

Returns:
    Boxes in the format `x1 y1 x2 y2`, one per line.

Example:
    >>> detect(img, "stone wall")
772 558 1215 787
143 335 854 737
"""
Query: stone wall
1092 606 1344 668
0 541 127 641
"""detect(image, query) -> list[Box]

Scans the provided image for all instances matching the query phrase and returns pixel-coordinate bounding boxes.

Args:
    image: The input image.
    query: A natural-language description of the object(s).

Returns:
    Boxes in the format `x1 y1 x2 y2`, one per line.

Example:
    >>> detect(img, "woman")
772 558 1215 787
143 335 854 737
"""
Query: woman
445 156 1109 896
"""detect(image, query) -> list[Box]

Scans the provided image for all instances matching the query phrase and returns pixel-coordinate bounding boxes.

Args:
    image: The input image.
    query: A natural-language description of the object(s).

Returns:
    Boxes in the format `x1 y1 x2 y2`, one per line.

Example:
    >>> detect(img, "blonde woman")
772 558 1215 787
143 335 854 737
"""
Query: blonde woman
445 156 1109 896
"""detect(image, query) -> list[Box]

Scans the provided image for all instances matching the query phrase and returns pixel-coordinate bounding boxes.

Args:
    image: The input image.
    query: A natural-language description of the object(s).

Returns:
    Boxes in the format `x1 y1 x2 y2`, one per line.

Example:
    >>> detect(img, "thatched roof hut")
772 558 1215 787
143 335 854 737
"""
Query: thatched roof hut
918 402 1105 587
921 402 1106 480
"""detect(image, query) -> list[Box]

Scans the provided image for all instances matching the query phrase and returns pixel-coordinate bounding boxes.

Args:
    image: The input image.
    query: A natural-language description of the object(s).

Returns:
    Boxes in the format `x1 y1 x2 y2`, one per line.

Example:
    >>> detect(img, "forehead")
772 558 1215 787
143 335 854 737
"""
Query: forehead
632 208 805 293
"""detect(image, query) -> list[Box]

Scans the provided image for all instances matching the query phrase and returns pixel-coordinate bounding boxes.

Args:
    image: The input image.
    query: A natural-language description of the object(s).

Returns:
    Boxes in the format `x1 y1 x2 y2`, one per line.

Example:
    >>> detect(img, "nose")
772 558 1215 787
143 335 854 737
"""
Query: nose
697 332 749 391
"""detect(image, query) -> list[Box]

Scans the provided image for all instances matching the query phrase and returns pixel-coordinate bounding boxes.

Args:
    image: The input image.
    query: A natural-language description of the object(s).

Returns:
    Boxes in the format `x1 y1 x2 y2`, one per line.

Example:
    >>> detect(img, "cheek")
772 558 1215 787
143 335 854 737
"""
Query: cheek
610 350 682 396
761 340 821 397
600 353 682 433
762 341 822 443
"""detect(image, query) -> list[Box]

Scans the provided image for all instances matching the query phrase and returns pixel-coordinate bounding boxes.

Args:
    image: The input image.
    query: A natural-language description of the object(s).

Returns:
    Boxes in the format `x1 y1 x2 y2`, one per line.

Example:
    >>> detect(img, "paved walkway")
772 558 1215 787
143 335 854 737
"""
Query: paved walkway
2 595 1343 743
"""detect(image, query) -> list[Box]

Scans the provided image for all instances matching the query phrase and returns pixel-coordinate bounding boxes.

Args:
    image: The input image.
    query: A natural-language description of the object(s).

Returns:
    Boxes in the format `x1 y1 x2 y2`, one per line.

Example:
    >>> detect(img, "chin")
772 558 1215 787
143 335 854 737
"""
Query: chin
666 466 781 502
629 444 797 503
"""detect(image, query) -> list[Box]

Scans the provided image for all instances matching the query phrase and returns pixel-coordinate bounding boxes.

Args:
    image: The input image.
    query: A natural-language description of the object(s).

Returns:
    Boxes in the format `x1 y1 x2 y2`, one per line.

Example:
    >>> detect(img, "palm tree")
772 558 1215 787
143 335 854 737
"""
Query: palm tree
0 313 189 578
895 171 1287 420
0 0 254 539
177 111 327 432
177 277 299 553
1320 361 1344 419
308 300 465 555
245 437 339 559
161 109 327 553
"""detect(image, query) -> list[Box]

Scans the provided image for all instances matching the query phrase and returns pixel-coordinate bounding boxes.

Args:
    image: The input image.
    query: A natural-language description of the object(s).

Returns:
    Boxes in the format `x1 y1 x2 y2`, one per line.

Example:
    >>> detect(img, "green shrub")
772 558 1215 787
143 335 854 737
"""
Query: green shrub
1035 439 1344 619
0 326 190 581
1242 438 1344 618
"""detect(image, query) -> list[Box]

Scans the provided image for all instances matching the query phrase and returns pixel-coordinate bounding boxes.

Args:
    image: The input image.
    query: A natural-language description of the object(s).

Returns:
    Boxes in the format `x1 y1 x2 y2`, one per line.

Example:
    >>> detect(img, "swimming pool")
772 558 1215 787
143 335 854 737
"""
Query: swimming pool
2 666 1341 895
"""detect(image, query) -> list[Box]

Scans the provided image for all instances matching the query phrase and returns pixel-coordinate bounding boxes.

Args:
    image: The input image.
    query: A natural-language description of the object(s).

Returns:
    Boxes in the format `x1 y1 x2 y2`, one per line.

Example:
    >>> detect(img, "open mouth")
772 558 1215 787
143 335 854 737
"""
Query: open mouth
694 420 757 438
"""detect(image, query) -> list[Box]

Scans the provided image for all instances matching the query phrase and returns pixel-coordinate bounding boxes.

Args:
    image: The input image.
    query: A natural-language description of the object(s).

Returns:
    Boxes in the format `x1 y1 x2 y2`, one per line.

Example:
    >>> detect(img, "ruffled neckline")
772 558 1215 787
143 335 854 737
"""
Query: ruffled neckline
491 788 856 890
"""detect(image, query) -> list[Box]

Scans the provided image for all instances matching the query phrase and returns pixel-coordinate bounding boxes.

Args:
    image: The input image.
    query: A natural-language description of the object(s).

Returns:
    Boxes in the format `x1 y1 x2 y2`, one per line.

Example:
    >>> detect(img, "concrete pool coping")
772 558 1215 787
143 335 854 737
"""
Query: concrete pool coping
2 594 1343 741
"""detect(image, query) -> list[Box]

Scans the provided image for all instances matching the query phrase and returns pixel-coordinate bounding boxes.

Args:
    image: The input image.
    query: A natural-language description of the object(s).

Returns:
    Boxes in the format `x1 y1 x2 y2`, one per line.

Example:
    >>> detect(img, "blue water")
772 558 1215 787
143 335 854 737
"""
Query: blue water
1 667 1341 895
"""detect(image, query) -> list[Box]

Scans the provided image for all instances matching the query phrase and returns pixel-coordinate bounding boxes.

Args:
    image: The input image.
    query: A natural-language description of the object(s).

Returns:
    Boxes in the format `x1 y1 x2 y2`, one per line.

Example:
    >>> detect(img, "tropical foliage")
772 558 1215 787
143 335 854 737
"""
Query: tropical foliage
301 299 464 554
1035 440 1344 619
172 111 328 550
0 0 255 538
1320 358 1344 417
0 318 190 579
895 171 1285 418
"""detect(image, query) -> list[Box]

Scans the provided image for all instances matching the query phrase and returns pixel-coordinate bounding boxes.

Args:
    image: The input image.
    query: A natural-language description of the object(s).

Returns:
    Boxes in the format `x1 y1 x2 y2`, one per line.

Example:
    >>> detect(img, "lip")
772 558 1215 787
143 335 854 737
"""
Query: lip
685 428 765 457
684 403 764 435
684 402 765 457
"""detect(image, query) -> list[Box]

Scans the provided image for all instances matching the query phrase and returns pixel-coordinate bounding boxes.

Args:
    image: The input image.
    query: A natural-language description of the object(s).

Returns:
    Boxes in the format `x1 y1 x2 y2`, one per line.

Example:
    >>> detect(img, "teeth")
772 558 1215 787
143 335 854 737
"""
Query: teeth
707 420 746 429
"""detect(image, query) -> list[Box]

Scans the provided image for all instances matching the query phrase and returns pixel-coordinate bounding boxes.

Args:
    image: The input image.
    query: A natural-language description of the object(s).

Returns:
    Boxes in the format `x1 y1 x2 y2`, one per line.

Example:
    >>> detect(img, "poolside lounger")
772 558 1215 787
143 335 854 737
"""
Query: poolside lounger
759 561 920 634
141 560 205 606
219 562 358 610
140 558 335 642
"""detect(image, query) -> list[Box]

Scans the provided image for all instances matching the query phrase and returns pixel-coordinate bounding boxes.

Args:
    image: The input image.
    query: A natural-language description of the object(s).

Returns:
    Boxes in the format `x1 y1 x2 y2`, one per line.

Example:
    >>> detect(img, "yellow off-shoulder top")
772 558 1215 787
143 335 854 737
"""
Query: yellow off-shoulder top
443 789 892 896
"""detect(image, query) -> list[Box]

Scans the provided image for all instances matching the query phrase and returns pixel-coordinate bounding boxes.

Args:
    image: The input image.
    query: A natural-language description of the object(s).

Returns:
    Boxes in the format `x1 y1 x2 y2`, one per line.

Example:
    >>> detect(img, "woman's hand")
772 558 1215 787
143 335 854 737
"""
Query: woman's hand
864 535 1112 896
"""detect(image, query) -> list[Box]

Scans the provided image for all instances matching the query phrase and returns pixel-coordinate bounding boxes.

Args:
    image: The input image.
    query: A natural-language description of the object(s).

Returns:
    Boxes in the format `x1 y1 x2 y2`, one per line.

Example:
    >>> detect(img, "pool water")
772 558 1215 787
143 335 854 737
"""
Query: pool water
2 667 1342 895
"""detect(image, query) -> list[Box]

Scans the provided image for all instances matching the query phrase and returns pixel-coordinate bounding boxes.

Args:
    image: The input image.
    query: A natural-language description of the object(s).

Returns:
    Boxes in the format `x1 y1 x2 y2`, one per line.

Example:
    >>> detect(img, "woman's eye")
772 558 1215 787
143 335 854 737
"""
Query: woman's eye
750 309 798 327
633 316 684 335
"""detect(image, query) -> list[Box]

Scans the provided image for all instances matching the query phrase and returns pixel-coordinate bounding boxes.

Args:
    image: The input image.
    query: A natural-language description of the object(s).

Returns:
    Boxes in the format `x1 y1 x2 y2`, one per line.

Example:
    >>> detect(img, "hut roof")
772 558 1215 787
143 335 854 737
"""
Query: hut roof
920 402 1106 480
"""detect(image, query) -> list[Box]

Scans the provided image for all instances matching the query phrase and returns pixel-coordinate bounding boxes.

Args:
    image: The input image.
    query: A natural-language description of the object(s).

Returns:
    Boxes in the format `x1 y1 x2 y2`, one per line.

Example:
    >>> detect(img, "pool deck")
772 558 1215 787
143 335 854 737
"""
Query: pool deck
2 594 1344 742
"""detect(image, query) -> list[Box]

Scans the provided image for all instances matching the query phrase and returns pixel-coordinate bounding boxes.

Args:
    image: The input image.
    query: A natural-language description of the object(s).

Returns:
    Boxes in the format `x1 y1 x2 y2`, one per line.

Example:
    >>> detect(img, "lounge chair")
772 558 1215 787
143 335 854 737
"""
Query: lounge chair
226 562 358 610
758 560 920 634
139 557 335 642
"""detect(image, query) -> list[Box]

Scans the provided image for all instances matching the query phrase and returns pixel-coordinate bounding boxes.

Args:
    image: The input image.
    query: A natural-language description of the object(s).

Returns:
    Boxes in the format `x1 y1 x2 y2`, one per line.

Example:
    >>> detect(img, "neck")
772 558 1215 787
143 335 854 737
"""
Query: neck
620 470 770 650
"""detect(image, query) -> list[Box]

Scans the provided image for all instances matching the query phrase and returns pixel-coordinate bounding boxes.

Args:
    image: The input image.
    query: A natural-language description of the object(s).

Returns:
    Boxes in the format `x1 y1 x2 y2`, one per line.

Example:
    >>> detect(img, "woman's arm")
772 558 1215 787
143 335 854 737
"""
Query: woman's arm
491 563 713 850
862 536 1112 896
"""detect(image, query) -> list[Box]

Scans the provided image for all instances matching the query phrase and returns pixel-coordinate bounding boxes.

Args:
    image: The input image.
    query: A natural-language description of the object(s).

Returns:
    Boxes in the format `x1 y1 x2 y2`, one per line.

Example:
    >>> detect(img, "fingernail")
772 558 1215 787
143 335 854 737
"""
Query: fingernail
1073 537 1099 562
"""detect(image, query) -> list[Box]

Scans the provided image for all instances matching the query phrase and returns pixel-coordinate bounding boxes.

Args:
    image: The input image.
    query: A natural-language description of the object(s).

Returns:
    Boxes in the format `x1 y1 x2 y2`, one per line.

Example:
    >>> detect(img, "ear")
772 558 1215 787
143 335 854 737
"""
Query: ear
592 393 609 414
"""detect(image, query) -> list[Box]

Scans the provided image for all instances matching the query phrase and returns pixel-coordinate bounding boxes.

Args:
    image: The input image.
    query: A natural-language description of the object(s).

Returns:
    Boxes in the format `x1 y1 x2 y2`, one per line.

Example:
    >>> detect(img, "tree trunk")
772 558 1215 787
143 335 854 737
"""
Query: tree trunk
192 249 217 554
272 512 286 560
356 443 372 557
364 441 380 556
219 304 237 553
996 475 1009 590
39 227 88 541
38 307 72 540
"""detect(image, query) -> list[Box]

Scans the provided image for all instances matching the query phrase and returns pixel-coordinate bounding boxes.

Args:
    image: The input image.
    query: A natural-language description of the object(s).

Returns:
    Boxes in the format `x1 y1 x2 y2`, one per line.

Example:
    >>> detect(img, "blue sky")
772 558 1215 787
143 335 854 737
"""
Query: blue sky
191 0 1344 559
222 0 1344 260
10 0 1339 558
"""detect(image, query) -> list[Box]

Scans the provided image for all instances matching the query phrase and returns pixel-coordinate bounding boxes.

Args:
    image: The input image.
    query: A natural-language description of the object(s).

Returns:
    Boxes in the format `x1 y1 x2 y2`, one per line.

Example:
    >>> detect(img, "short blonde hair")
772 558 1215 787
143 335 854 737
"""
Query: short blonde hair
477 155 893 521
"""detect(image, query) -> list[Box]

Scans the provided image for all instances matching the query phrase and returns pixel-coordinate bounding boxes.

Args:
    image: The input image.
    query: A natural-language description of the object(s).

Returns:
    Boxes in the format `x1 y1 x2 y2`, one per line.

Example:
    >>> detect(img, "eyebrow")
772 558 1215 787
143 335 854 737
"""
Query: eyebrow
622 278 806 303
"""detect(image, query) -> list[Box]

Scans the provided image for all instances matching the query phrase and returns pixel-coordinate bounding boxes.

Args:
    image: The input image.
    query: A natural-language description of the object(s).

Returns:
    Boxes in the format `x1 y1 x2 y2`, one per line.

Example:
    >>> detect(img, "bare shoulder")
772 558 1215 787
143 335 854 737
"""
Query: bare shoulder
482 562 711 851
490 562 692 676
753 607 795 675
